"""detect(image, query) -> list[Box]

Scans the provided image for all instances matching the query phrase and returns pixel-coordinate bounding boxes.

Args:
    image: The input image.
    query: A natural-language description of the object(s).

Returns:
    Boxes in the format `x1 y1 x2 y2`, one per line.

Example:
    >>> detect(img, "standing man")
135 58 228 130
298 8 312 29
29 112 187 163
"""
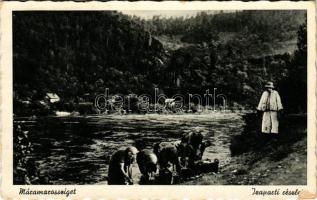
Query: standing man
108 146 138 185
257 81 283 134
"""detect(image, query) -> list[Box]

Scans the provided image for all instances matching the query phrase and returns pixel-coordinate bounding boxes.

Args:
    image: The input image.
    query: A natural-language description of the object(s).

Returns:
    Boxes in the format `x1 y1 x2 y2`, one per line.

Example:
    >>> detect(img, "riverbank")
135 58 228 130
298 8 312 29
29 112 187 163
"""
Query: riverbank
14 113 245 185
13 112 306 185
184 113 307 185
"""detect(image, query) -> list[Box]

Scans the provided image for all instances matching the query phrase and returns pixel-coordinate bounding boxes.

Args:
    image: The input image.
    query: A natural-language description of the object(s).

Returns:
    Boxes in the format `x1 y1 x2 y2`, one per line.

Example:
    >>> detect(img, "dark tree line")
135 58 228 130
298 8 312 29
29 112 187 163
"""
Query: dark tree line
137 11 305 43
13 11 307 115
141 10 307 112
13 11 168 115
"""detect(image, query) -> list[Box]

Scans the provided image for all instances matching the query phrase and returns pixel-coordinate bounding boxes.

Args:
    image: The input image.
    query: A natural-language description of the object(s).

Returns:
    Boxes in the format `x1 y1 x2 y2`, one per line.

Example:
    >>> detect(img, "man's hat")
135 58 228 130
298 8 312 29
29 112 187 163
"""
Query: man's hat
265 81 274 88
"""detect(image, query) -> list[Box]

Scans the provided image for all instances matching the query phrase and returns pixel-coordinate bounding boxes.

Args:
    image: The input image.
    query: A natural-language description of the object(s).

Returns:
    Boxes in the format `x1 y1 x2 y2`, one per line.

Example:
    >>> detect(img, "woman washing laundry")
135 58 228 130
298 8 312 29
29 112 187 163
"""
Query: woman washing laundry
257 81 283 135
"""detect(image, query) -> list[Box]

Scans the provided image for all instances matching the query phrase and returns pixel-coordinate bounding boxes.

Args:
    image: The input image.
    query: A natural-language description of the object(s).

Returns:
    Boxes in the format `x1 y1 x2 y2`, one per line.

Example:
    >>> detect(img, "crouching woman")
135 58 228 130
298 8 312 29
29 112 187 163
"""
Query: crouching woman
108 146 138 185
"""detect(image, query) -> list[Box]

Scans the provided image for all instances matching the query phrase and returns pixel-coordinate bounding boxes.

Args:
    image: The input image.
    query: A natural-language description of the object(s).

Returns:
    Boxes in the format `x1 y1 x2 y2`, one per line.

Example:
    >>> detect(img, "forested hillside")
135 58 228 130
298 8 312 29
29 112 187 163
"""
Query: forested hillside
139 11 305 55
13 11 167 101
13 11 307 116
138 10 307 112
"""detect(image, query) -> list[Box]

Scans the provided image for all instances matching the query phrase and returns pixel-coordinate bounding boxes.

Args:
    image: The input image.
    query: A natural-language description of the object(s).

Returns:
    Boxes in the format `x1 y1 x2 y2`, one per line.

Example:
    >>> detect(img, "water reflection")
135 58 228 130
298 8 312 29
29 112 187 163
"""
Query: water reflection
14 113 244 185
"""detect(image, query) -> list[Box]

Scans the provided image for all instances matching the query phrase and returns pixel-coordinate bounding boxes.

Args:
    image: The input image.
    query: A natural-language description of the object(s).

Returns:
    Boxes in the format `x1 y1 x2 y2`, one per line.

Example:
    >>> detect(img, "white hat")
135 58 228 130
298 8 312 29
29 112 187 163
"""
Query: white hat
265 81 274 88
126 146 139 155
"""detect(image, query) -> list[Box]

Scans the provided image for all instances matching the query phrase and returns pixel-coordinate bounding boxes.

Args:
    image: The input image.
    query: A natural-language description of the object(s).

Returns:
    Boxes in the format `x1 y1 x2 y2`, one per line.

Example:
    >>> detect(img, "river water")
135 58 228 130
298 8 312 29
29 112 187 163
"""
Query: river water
14 113 245 185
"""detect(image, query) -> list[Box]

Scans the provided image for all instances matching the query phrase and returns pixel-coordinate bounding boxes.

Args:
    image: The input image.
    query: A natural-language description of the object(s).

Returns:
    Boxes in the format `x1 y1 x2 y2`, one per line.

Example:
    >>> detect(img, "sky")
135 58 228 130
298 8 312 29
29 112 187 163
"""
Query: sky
119 10 227 20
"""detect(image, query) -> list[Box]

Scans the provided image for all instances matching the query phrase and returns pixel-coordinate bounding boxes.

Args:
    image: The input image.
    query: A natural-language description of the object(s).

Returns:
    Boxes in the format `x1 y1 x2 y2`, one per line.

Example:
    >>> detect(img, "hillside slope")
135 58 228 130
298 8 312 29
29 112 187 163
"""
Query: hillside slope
13 11 167 103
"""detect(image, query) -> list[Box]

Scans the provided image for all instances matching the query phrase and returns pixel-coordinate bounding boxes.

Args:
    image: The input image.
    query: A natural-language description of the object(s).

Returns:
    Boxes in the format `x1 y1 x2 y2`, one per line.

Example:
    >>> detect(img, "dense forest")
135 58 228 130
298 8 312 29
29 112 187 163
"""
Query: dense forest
13 10 307 116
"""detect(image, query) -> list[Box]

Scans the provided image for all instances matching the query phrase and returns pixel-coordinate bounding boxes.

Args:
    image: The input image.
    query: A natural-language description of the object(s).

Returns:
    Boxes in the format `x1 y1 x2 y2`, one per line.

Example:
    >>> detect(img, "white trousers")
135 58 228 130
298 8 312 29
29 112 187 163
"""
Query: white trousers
261 111 279 134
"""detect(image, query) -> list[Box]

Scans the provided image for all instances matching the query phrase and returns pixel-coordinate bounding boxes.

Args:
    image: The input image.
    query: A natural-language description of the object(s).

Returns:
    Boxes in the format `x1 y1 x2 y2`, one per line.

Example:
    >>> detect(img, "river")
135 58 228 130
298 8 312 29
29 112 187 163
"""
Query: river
14 113 245 185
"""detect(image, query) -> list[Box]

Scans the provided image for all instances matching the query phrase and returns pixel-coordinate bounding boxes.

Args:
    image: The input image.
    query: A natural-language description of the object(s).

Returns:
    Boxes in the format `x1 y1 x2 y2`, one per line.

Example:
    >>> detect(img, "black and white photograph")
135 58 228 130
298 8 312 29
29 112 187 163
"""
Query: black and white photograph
11 9 310 187
4 2 317 198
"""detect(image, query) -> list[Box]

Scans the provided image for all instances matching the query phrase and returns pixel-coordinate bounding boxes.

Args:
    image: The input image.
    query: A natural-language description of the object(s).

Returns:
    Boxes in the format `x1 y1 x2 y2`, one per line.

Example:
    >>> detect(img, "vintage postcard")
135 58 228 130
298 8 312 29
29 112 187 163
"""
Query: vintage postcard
0 1 316 199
